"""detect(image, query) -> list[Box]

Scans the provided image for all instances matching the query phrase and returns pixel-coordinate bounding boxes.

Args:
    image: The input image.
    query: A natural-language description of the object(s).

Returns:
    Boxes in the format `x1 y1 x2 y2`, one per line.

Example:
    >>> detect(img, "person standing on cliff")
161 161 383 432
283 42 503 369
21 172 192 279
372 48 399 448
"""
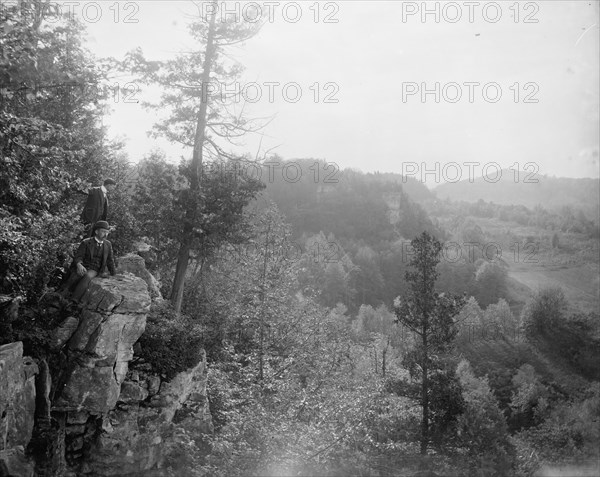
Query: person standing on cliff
81 178 116 237
59 221 116 301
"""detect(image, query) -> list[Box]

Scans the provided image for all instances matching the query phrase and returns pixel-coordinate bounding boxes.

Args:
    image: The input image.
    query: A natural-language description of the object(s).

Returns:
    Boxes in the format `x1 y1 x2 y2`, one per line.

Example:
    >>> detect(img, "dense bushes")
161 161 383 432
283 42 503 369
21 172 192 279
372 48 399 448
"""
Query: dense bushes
0 2 129 300
456 360 516 476
513 383 600 475
137 301 205 380
522 287 600 380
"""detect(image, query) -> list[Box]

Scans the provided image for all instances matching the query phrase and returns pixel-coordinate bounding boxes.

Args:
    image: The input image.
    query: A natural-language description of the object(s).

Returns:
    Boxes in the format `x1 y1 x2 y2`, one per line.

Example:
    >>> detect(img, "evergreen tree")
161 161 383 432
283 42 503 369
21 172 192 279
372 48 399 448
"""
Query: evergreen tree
125 2 266 312
394 232 465 454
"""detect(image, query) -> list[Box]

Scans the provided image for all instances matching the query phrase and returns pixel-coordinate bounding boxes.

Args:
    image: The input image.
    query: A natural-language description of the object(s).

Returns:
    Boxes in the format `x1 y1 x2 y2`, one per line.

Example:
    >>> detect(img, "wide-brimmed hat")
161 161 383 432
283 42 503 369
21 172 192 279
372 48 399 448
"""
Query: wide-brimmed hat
93 221 110 232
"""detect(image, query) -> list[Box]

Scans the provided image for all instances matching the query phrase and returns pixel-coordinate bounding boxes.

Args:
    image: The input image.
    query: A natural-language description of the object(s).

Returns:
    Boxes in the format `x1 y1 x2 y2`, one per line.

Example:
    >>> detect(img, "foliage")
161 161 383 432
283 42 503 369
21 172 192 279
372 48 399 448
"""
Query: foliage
261 163 447 310
2 4 598 476
509 364 549 429
522 287 600 379
513 382 600 475
0 1 127 299
427 367 465 449
482 298 519 338
161 210 466 475
0 203 82 298
129 154 265 299
171 321 465 477
395 233 465 349
137 301 204 380
394 231 466 454
474 260 508 307
454 296 483 345
182 203 296 360
130 151 184 273
522 287 568 337
296 231 357 311
436 259 477 298
180 303 385 476
123 5 267 311
105 179 140 256
456 359 516 476
551 232 559 249
434 177 599 234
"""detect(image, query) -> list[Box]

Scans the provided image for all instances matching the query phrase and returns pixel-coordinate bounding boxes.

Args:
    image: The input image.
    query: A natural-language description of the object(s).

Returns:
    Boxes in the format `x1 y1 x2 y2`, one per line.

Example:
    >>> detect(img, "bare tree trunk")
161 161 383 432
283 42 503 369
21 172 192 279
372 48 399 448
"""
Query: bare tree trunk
382 337 388 377
170 8 217 313
258 221 271 383
421 326 429 455
373 346 378 374
170 229 191 312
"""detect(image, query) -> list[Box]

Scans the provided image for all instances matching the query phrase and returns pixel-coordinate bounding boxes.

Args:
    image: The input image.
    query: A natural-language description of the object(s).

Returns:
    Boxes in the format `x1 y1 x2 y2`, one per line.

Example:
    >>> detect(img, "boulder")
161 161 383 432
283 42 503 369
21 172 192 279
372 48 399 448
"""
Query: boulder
0 342 22 410
152 355 209 423
81 356 212 476
51 316 80 349
67 411 89 426
146 375 161 396
54 274 150 414
68 311 104 351
0 447 34 477
54 367 120 413
9 358 38 446
80 274 151 314
117 254 162 300
43 257 212 476
0 342 37 475
118 381 149 403
83 313 146 367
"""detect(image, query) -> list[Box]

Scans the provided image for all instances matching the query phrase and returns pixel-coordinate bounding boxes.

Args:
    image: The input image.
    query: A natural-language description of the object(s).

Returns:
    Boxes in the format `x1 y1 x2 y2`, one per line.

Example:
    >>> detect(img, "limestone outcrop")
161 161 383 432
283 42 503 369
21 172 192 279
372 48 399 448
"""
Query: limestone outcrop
53 269 209 475
54 273 150 414
1 262 211 476
117 254 162 300
0 341 38 476
79 354 213 475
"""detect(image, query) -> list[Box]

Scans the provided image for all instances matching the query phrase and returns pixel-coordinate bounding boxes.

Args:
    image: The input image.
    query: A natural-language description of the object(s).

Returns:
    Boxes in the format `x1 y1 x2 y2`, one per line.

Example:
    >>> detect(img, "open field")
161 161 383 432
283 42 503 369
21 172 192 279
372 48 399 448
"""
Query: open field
431 214 600 315
508 261 599 314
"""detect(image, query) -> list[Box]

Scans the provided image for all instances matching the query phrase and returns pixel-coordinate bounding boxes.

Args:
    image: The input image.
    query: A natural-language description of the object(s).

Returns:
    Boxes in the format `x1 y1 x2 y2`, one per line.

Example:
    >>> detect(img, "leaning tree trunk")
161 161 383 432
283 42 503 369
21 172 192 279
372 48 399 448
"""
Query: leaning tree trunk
170 8 217 313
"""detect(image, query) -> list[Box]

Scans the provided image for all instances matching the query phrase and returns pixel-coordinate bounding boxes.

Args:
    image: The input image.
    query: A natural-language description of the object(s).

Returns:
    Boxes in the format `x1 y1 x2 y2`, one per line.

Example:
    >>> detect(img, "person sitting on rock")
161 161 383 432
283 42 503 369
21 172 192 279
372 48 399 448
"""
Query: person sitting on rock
60 221 116 301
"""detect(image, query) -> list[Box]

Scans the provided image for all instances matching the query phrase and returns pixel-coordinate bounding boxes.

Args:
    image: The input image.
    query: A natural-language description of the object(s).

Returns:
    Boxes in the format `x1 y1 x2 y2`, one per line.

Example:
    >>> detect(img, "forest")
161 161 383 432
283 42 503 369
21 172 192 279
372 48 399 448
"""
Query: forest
1 2 599 476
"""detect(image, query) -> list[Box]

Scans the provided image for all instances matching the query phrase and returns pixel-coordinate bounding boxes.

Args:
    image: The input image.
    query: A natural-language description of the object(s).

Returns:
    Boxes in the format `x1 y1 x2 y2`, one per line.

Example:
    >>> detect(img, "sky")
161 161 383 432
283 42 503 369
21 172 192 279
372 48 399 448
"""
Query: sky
70 1 599 182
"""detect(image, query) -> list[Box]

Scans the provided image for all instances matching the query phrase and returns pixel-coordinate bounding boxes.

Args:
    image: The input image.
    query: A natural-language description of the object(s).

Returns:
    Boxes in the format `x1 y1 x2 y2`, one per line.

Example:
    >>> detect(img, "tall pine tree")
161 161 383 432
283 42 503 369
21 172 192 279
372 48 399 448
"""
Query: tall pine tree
394 232 465 454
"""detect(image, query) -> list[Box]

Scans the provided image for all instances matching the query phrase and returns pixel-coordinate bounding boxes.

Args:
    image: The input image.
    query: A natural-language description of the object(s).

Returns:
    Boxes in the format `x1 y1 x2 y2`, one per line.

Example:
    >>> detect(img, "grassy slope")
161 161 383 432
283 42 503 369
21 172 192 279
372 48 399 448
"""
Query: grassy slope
455 215 599 315
432 212 599 389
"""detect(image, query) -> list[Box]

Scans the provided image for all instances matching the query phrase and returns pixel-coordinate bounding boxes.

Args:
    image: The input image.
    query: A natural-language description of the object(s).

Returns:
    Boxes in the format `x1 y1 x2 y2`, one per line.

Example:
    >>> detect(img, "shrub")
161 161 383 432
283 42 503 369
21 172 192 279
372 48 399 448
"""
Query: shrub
0 210 83 300
456 359 516 476
522 287 568 338
137 301 205 380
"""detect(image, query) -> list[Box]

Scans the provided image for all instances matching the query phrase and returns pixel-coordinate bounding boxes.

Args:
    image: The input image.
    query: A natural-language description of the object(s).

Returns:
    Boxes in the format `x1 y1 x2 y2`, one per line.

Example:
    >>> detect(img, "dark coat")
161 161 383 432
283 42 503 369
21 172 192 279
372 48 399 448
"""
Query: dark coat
73 237 116 275
81 187 108 224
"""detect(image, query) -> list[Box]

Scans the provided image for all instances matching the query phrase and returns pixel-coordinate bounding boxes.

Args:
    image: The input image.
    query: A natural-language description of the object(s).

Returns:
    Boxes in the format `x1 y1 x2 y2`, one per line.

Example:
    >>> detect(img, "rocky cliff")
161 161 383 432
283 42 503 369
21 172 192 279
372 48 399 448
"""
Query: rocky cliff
0 262 211 476
0 341 38 476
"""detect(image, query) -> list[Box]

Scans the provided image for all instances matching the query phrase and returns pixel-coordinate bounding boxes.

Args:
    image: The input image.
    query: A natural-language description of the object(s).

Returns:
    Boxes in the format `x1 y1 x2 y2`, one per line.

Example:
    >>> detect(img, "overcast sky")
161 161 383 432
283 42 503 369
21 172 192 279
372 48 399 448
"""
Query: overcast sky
78 1 599 182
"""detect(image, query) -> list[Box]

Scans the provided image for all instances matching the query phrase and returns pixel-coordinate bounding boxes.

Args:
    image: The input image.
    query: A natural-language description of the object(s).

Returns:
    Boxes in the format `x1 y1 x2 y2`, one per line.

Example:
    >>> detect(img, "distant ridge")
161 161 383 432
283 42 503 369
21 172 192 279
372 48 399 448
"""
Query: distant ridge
364 171 434 202
434 170 599 212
